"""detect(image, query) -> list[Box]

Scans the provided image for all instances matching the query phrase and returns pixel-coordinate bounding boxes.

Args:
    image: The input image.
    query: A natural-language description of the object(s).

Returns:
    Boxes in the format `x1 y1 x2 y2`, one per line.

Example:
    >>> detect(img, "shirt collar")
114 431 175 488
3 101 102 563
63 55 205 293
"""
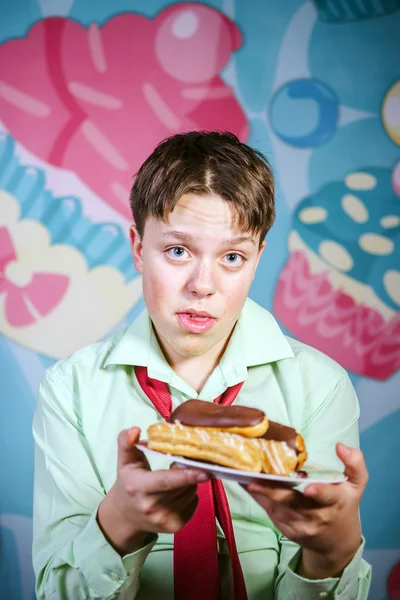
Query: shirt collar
104 298 294 390
104 309 196 396
218 298 294 386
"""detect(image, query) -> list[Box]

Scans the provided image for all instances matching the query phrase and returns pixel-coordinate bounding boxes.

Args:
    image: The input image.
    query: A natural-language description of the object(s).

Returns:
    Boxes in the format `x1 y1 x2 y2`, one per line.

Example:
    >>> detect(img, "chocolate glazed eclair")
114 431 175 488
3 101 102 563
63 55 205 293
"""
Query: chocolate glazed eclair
255 421 307 475
147 400 307 475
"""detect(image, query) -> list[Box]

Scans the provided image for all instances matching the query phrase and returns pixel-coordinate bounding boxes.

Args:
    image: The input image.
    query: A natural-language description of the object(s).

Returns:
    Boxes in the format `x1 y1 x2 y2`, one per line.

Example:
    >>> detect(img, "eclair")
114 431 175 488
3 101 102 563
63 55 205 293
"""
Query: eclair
147 400 307 475
147 422 265 472
253 421 307 475
170 400 269 437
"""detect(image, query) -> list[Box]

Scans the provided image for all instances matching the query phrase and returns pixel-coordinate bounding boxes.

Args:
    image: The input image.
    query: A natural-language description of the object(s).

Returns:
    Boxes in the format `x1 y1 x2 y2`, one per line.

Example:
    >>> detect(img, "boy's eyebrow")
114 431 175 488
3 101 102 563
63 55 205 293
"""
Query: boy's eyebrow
223 235 256 246
161 231 199 242
161 231 256 246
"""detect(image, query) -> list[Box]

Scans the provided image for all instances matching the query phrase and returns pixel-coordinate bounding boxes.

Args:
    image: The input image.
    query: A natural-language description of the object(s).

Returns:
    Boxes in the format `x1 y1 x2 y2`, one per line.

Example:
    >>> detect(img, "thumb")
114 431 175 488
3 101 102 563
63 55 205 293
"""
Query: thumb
336 443 368 491
117 427 150 471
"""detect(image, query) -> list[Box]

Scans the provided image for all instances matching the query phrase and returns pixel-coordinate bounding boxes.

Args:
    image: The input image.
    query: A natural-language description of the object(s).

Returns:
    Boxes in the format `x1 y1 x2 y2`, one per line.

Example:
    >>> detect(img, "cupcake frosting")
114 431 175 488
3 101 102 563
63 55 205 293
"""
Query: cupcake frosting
0 133 136 279
292 167 400 311
0 133 142 359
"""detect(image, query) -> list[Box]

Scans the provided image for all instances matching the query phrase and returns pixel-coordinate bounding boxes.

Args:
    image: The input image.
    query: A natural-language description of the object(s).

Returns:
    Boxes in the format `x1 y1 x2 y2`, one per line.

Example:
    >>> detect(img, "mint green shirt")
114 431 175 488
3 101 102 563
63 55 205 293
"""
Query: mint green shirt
32 298 371 600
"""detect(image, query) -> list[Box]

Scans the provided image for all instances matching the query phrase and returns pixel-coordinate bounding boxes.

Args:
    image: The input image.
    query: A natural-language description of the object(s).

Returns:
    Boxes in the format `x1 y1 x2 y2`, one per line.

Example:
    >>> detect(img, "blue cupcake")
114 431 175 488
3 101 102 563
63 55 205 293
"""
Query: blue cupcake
274 166 400 380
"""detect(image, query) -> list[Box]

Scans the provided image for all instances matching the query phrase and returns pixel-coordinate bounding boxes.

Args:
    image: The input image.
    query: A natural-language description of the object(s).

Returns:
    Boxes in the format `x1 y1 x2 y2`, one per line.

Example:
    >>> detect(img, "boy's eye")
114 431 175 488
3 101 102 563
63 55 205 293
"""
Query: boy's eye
223 253 244 266
166 247 188 259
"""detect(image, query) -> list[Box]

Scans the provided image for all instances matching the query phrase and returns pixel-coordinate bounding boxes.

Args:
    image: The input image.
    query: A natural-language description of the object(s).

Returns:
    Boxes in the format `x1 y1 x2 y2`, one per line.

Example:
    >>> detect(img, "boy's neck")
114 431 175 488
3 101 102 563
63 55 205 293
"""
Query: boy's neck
172 354 219 394
154 328 233 394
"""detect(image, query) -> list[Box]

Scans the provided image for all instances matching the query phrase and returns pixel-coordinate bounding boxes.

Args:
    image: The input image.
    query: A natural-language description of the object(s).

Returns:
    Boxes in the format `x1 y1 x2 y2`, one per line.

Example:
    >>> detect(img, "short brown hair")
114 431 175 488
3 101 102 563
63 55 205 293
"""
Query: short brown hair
129 131 275 243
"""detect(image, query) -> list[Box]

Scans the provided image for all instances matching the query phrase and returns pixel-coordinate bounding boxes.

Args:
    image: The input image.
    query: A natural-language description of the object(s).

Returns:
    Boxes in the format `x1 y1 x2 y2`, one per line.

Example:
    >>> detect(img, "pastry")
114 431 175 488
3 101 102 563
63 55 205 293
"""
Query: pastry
147 400 307 475
254 421 307 475
147 422 264 472
170 399 269 437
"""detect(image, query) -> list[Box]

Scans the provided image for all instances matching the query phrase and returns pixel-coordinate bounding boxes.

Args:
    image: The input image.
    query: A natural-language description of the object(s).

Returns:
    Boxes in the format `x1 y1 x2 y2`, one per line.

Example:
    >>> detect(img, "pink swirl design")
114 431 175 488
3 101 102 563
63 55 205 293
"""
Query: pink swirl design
274 251 400 380
0 5 248 219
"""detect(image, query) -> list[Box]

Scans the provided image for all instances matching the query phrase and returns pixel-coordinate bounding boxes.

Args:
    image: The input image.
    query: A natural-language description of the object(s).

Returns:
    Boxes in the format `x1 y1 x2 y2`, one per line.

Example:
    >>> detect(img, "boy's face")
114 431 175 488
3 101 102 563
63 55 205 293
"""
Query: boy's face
130 193 265 362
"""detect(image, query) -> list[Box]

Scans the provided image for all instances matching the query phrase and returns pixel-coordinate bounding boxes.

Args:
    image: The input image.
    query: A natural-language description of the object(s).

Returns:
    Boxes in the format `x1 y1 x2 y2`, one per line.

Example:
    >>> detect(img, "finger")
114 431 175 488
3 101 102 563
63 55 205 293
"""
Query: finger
179 493 200 524
170 462 184 470
167 484 198 511
248 491 273 513
246 481 294 504
163 494 200 534
336 444 368 490
117 427 150 470
143 467 208 494
303 483 341 506
245 479 295 493
170 462 210 481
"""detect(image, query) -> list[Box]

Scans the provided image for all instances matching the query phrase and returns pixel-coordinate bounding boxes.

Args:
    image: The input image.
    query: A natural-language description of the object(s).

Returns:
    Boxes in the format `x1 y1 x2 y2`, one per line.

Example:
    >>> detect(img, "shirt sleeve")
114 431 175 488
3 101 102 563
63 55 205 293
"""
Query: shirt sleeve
274 371 372 600
275 537 371 600
33 371 157 600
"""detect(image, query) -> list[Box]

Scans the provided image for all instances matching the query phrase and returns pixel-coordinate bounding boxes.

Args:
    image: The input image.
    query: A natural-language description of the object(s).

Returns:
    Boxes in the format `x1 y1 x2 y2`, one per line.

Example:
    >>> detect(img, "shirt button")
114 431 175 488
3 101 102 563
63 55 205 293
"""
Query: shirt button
107 571 121 582
319 593 329 599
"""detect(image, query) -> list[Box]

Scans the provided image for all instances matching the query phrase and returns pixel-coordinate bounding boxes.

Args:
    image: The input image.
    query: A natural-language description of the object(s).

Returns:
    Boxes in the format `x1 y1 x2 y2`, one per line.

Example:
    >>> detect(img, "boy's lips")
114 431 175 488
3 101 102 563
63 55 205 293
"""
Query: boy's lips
180 309 215 318
176 310 217 333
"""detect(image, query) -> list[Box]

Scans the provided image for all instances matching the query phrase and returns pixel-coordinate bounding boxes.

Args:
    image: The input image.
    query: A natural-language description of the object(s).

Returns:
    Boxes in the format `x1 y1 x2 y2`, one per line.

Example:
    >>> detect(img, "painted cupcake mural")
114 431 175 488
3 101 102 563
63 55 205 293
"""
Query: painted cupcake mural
312 0 400 22
0 134 142 359
0 3 248 220
274 166 400 381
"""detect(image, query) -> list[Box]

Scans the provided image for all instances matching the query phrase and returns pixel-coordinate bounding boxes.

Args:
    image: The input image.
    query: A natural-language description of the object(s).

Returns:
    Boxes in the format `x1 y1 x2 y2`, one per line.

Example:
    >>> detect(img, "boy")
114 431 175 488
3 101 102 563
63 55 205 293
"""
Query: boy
33 131 371 599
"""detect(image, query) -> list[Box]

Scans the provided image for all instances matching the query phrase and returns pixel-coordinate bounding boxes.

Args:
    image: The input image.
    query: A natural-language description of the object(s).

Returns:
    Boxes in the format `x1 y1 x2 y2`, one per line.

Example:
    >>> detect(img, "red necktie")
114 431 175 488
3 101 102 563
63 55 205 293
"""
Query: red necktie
135 366 248 600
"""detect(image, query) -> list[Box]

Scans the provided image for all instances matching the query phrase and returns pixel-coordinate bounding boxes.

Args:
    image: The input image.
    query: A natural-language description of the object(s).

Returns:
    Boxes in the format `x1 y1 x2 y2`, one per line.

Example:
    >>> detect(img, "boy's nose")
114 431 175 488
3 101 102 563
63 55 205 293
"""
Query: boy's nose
187 265 217 298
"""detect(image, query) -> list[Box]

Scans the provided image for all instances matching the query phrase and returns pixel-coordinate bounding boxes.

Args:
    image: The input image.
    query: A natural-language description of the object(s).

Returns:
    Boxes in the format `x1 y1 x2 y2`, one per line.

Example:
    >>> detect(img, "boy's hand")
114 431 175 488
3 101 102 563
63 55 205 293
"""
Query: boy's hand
244 443 368 579
97 427 209 555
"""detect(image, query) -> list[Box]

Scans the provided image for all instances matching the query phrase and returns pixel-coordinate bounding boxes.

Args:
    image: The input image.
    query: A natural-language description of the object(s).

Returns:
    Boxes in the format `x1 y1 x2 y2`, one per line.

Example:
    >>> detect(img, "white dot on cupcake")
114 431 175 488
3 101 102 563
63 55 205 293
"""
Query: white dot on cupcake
345 172 377 191
383 270 400 307
341 194 369 223
319 240 353 272
298 207 328 224
380 215 400 229
359 233 394 255
4 260 33 287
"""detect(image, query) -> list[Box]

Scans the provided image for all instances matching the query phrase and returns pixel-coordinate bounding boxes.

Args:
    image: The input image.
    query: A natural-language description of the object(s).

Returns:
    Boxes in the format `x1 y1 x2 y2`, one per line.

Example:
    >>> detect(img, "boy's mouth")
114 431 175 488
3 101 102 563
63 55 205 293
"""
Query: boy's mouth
181 309 214 318
176 310 217 333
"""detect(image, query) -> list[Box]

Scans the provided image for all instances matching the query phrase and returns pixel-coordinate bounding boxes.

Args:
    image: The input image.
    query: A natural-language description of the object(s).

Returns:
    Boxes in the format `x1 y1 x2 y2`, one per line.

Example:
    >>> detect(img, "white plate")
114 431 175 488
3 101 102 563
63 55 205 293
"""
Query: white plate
136 443 347 486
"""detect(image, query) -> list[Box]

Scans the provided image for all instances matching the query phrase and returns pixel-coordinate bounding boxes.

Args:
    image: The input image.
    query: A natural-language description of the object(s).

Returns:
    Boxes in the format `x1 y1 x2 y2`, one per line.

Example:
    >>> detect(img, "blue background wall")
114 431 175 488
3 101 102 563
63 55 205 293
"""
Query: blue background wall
1 1 399 598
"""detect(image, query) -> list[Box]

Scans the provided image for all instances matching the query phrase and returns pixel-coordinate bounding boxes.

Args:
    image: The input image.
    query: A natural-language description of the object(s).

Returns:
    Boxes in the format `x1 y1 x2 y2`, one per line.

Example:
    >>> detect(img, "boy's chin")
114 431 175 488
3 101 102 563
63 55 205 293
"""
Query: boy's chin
174 330 227 358
176 339 214 358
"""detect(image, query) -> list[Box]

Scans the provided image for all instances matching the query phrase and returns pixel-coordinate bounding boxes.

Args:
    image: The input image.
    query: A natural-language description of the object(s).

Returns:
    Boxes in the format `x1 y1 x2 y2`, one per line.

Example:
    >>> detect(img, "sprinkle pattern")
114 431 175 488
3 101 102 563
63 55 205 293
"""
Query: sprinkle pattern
359 233 394 256
292 167 400 311
345 171 377 190
341 194 369 223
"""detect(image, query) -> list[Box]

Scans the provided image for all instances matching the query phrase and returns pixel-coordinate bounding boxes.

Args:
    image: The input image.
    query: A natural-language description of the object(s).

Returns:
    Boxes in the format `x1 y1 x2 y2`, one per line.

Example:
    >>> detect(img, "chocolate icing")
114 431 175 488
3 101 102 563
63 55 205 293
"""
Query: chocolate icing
170 399 265 428
262 421 298 452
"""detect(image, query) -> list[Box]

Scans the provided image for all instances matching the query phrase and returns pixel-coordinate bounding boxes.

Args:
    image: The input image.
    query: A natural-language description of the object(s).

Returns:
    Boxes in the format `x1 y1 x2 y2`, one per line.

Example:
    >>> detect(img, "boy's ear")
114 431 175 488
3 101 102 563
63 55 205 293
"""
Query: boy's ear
129 222 144 274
